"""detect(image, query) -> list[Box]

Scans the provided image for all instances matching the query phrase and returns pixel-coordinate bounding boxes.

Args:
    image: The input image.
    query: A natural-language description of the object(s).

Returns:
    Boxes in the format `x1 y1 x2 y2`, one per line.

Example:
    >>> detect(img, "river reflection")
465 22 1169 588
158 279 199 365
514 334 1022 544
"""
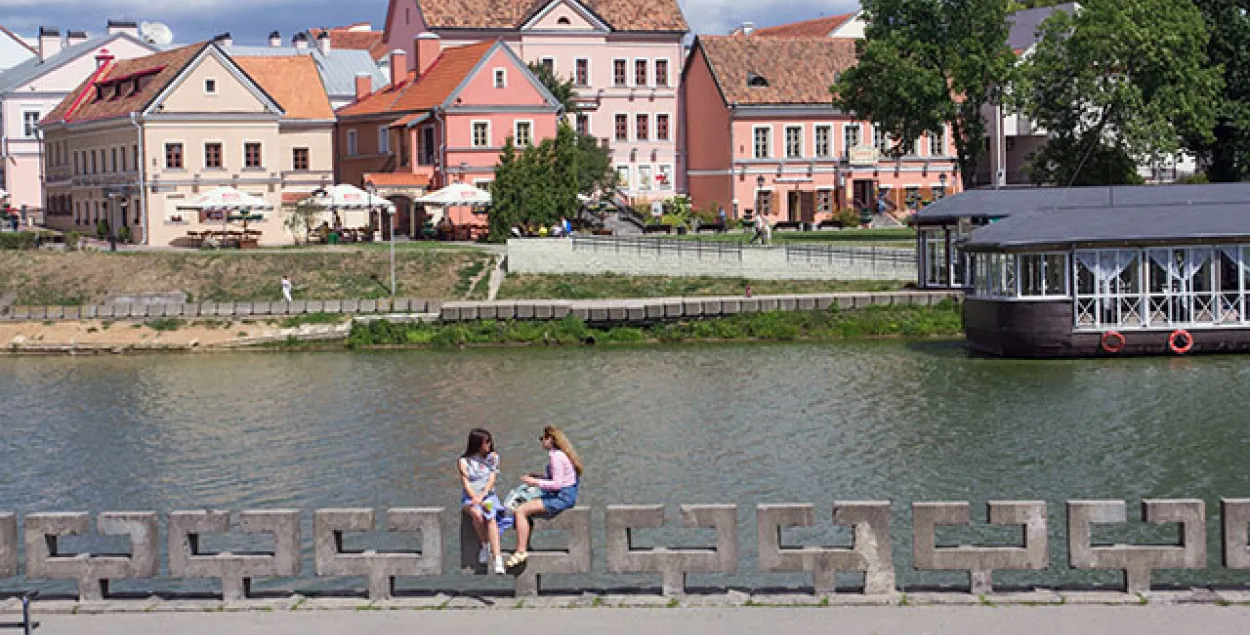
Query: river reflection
2 343 1250 593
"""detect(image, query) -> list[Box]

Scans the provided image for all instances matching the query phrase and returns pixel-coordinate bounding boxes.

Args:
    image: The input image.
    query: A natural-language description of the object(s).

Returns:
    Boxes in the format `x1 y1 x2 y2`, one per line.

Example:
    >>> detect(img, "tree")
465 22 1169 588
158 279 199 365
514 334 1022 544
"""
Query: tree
1187 0 1250 182
284 198 324 245
833 0 1017 187
528 62 578 114
488 127 581 241
528 61 615 197
1015 0 1222 185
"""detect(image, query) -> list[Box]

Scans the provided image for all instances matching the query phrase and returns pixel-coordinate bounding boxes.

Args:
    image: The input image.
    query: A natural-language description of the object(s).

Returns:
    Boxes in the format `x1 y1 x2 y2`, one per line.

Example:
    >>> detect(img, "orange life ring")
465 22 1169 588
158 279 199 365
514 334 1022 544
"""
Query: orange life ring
1168 329 1194 355
1100 331 1126 354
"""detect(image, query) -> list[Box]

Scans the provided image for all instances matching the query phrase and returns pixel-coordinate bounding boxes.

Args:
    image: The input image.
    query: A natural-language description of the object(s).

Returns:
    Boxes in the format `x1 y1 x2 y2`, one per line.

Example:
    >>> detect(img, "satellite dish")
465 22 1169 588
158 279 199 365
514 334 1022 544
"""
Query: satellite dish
139 21 174 46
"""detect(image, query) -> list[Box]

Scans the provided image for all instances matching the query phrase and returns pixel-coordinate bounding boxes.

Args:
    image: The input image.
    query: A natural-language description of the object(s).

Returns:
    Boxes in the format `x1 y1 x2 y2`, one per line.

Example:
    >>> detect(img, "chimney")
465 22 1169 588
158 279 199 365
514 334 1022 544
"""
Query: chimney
316 31 331 54
38 27 61 60
96 47 115 69
415 33 440 75
292 32 308 50
355 72 372 101
67 30 88 47
106 19 138 37
389 49 407 86
269 30 281 47
734 21 756 36
213 32 233 47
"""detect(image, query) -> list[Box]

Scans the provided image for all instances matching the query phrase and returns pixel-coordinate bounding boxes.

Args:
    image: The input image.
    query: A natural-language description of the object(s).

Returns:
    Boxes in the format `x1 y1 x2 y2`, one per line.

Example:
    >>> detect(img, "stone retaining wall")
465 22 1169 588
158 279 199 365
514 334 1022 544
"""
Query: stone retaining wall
0 291 963 325
0 498 1243 600
508 237 918 281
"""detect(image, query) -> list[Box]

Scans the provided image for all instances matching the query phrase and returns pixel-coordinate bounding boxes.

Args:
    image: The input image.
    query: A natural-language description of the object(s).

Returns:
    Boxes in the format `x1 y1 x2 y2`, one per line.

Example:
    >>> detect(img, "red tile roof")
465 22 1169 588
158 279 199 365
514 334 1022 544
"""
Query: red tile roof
695 36 859 106
336 40 495 117
235 56 335 120
411 0 688 32
751 13 856 37
363 172 431 187
43 43 205 125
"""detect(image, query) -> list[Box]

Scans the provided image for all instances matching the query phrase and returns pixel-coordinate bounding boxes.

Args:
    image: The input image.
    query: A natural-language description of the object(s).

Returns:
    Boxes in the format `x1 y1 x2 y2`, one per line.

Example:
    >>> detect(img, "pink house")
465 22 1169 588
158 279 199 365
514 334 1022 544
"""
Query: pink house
336 38 561 233
682 35 962 225
381 0 688 201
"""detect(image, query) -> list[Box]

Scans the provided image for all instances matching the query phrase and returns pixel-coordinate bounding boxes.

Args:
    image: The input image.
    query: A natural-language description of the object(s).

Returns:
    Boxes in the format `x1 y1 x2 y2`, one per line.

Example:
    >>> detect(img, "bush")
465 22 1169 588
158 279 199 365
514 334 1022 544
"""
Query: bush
834 207 861 228
65 231 81 251
0 232 37 250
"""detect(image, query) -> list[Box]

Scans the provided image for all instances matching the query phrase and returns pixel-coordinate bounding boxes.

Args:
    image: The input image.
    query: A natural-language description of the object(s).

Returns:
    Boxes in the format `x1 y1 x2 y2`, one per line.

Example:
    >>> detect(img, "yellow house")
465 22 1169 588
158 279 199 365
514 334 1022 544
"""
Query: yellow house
40 41 335 246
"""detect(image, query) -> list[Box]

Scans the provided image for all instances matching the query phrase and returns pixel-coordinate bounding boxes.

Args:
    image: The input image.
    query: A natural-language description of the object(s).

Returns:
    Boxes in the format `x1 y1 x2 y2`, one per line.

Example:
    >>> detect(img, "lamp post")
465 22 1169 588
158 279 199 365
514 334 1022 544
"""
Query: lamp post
368 182 395 296
939 173 948 199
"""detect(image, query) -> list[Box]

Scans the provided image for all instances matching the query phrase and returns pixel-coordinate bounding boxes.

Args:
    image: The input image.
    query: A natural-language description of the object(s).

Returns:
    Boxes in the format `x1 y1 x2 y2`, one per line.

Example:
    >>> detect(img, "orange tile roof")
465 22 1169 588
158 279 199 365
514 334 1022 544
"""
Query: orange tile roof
310 26 389 60
235 56 335 120
43 43 206 125
752 13 856 37
695 36 859 106
336 40 495 117
411 0 688 32
363 172 431 187
282 191 313 204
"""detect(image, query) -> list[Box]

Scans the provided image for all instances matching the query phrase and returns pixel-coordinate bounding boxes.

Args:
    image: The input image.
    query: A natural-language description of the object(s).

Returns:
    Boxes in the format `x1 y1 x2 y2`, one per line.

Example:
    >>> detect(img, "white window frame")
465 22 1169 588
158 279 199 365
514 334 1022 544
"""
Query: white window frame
472 178 493 191
612 58 628 87
654 58 671 87
22 111 40 138
814 124 832 158
575 113 590 136
654 112 671 142
203 78 218 95
634 113 650 141
753 125 772 159
472 120 491 148
574 57 590 87
493 68 507 88
816 188 834 215
538 57 556 77
203 140 225 169
842 123 861 157
242 140 264 169
378 126 390 154
872 124 888 152
615 165 631 190
632 57 648 87
613 112 629 142
164 141 185 170
346 129 358 156
637 164 653 191
514 119 534 146
657 164 673 190
784 124 803 159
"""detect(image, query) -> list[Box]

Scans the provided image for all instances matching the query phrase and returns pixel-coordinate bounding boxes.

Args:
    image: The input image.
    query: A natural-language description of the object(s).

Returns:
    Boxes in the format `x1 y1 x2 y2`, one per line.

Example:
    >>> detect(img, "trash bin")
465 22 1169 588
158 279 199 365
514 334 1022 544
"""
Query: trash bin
328 231 340 245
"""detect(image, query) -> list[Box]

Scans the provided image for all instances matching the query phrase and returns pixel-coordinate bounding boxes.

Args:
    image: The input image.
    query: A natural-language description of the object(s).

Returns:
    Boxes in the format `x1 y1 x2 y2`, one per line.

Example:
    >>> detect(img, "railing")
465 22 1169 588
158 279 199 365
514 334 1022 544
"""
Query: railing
572 235 745 261
785 244 915 267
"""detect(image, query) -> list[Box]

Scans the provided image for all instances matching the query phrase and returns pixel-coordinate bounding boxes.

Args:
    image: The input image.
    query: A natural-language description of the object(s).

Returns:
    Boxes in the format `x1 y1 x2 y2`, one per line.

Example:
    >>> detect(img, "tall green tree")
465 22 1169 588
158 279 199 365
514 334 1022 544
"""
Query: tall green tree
552 121 581 218
1015 0 1222 185
528 61 615 196
1187 0 1250 182
528 62 578 113
833 0 1016 187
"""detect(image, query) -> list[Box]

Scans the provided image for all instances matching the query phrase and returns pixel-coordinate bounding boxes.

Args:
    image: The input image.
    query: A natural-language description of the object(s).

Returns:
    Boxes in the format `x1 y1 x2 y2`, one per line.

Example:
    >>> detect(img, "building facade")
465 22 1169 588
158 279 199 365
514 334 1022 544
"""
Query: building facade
336 38 561 232
382 0 688 200
0 24 157 216
40 42 336 246
682 35 960 225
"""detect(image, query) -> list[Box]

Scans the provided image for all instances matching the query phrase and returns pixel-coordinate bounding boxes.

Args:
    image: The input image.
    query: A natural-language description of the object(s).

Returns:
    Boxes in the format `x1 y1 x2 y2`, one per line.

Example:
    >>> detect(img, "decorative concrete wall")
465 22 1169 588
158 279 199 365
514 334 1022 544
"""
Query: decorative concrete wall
1 499 1246 600
507 238 918 281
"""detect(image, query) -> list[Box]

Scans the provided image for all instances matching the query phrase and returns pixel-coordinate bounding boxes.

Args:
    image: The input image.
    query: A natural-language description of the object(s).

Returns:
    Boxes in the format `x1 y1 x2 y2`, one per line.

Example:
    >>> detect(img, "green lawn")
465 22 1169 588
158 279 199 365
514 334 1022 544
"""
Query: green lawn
497 274 904 300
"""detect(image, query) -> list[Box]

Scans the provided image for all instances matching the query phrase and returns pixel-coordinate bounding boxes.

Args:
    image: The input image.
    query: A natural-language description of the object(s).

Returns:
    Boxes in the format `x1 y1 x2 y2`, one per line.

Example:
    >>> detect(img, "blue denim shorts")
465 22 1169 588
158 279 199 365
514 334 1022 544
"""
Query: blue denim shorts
539 485 578 517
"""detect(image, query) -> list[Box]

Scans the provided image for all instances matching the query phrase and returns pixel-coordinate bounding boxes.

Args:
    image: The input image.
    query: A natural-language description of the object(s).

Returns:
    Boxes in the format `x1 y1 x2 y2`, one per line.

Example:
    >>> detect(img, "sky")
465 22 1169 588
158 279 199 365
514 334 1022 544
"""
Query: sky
0 0 861 44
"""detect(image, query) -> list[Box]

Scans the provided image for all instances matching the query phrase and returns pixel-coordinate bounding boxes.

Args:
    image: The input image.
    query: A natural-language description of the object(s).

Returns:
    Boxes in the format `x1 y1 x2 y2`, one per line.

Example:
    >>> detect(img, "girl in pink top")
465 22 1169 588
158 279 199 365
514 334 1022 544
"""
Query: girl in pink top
505 425 583 568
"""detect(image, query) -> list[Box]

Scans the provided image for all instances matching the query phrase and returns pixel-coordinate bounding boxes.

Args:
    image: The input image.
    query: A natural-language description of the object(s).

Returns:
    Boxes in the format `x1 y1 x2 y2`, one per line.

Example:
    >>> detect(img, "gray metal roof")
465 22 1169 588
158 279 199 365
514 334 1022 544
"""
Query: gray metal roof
965 202 1250 250
0 33 157 94
1006 3 1078 51
917 183 1250 224
223 45 385 98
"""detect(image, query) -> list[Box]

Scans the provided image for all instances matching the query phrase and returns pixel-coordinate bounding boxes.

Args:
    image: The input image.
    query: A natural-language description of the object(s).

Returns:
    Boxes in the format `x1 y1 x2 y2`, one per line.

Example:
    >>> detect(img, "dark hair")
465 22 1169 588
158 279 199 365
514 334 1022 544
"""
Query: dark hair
462 428 493 458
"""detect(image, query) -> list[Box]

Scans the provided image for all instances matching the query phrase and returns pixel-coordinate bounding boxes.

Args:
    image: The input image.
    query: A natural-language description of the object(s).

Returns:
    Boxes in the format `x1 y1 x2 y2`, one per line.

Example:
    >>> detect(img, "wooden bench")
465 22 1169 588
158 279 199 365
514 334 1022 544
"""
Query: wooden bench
592 228 614 236
817 220 844 230
696 223 725 234
643 224 672 234
773 221 804 232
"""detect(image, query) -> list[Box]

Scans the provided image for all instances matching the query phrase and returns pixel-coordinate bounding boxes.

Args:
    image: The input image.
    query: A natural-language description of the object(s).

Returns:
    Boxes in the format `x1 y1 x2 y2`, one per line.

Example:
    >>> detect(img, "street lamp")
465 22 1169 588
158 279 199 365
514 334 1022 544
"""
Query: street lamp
939 172 948 199
367 182 395 297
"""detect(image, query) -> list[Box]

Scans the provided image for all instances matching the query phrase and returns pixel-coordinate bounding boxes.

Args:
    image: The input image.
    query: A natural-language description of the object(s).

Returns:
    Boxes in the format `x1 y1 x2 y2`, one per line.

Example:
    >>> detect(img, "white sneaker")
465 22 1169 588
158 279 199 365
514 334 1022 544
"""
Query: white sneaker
493 555 506 574
478 544 491 564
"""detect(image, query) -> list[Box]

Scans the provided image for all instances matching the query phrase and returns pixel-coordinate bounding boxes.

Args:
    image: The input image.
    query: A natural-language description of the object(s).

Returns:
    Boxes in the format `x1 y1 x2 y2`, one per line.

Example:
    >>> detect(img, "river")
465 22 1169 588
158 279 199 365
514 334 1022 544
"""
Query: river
2 342 1249 593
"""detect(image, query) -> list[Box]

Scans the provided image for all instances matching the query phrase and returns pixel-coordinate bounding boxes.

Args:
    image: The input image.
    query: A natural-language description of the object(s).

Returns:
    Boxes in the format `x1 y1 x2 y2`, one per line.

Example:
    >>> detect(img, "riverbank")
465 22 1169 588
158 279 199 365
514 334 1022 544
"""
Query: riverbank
0 303 961 354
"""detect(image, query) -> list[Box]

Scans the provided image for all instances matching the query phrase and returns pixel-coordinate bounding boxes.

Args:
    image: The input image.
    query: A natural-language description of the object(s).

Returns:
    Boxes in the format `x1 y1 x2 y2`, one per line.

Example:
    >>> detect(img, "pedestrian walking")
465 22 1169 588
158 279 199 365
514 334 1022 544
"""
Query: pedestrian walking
506 425 583 568
749 213 765 244
458 428 506 575
281 276 293 303
18 205 27 228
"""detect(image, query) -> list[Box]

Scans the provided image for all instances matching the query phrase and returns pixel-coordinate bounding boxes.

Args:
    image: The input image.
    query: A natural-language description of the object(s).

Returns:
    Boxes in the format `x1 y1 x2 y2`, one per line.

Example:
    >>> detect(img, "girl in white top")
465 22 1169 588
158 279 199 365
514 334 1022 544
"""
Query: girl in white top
458 428 505 574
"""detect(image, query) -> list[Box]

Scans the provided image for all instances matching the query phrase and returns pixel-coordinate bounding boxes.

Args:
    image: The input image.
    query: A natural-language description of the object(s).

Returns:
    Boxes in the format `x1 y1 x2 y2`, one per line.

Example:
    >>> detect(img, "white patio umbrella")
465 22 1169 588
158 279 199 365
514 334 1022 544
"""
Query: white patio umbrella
303 184 395 227
416 182 492 206
177 186 273 240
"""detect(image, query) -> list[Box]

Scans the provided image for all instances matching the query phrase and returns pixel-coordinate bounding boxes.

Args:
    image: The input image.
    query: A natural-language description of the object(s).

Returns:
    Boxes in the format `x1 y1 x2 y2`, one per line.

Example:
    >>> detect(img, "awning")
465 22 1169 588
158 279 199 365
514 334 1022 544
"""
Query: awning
394 112 432 129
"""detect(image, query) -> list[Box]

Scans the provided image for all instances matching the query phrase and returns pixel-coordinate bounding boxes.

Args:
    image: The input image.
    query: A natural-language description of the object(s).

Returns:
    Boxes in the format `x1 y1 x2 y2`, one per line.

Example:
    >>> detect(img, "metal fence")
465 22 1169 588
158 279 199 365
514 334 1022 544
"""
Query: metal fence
784 244 915 267
571 235 745 261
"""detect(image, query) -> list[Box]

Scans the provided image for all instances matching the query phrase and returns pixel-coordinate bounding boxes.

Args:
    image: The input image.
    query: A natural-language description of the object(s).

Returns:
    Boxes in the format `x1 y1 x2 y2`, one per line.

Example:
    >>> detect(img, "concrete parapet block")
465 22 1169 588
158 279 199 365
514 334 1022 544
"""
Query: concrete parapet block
701 299 723 316
495 302 517 321
478 303 499 320
81 305 99 319
740 298 760 313
0 513 15 579
720 298 741 315
179 304 200 318
45 306 64 320
1067 499 1206 594
813 295 834 311
796 296 816 311
663 300 683 318
757 502 894 595
235 302 255 317
777 296 798 311
314 508 445 600
29 306 47 320
515 302 535 319
872 294 896 307
758 297 779 311
912 501 1048 594
25 511 159 601
305 300 325 314
287 300 307 315
359 299 377 314
571 306 590 321
168 509 301 601
588 305 609 323
514 507 591 597
643 301 665 320
322 300 342 314
341 299 360 314
608 305 628 322
1222 499 1250 568
533 303 554 320
681 299 705 319
606 504 738 597
391 298 412 313
11 306 30 320
550 303 571 320
63 306 81 320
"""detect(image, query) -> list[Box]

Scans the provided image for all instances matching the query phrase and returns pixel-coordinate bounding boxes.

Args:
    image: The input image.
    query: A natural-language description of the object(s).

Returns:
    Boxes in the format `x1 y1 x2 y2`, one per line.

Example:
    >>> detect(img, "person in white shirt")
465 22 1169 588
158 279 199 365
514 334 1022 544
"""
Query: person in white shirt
281 276 293 303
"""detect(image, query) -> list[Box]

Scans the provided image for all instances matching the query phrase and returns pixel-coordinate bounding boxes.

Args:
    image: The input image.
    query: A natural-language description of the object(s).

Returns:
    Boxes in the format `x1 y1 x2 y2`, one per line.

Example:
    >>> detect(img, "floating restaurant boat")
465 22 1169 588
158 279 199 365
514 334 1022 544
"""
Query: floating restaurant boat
915 184 1250 358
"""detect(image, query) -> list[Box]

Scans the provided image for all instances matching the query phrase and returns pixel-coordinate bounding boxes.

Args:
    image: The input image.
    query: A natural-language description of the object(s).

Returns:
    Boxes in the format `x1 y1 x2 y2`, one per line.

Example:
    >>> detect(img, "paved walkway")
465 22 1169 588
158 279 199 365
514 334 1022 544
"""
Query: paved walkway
25 606 1250 635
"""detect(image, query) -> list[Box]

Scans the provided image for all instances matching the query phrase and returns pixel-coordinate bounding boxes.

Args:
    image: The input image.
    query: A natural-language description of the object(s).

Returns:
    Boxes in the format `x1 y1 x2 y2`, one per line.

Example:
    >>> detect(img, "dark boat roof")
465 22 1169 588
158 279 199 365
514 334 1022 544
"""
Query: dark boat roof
916 183 1250 224
964 202 1250 250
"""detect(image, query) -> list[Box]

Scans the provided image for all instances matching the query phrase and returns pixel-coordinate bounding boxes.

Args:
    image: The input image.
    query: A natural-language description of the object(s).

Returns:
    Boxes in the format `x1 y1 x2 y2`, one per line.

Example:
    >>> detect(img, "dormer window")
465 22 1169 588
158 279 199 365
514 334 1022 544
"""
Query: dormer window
94 85 105 101
493 69 507 88
747 72 769 88
113 82 123 99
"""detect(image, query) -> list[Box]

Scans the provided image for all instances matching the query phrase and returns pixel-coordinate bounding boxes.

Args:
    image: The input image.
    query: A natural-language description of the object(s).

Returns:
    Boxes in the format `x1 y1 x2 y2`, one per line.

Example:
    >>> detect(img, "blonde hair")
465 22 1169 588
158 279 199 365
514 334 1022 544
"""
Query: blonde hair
544 425 583 477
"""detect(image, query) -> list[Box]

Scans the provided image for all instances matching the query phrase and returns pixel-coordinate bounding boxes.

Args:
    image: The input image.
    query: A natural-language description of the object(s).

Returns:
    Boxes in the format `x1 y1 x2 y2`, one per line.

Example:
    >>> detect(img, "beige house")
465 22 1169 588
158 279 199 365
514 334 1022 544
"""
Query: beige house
40 41 335 246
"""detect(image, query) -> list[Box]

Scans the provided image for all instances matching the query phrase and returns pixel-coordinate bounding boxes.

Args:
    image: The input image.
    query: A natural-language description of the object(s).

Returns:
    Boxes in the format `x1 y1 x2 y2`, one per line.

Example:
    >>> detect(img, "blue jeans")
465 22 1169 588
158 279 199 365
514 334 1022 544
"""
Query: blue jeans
539 484 578 517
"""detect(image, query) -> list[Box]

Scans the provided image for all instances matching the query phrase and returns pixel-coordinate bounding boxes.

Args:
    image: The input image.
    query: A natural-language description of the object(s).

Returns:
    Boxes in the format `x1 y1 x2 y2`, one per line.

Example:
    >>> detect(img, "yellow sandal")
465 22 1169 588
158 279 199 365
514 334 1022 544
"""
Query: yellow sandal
505 551 528 568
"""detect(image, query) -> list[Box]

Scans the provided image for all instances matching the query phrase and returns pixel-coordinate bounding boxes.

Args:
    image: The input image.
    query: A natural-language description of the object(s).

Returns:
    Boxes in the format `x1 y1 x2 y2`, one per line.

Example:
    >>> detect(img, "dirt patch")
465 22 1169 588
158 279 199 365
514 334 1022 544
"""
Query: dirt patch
0 319 252 350
0 248 493 305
